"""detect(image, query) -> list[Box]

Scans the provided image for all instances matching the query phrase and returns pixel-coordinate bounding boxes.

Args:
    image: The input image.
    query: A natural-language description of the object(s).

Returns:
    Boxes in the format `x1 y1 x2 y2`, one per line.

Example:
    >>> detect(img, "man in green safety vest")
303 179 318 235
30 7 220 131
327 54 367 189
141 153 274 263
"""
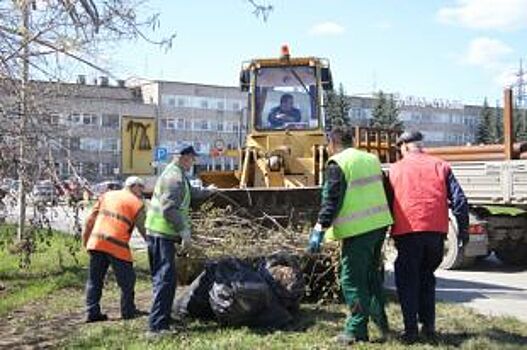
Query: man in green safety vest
145 145 216 335
308 125 393 345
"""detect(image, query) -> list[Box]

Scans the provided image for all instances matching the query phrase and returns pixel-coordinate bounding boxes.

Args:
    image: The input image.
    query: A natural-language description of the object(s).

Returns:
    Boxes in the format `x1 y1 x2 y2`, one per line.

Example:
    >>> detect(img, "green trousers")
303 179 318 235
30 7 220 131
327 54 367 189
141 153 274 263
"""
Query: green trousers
340 227 388 339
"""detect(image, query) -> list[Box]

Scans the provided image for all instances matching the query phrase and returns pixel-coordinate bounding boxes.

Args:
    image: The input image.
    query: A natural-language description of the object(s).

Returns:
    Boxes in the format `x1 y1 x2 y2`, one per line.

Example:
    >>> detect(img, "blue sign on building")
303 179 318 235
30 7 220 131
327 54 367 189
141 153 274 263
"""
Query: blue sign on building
154 147 168 162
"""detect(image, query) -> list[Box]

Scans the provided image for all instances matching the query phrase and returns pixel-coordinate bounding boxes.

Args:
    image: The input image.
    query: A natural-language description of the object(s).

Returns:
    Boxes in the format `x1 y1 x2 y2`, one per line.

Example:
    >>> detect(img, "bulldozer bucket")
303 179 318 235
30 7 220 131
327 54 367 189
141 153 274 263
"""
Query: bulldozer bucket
196 187 322 226
199 170 240 188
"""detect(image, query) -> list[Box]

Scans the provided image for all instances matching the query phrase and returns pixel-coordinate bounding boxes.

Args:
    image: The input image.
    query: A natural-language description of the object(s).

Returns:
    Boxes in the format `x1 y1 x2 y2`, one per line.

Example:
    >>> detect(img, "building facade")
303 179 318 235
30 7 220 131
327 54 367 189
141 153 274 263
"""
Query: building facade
0 78 488 182
134 80 246 173
348 95 481 147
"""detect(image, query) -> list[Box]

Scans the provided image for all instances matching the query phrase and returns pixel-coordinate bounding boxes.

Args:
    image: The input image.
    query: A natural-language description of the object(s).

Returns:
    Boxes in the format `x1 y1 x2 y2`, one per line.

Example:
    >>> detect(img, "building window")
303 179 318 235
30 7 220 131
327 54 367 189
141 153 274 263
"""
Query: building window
217 121 224 131
200 99 208 109
177 97 186 107
201 120 208 130
177 118 185 130
74 162 83 175
84 162 98 179
161 94 177 107
185 120 192 130
231 101 240 111
102 114 119 128
50 114 60 125
61 162 70 176
69 137 80 151
80 137 100 151
233 123 239 133
100 163 114 176
69 114 82 125
194 142 201 152
101 138 119 152
217 101 225 110
164 119 176 130
83 114 99 126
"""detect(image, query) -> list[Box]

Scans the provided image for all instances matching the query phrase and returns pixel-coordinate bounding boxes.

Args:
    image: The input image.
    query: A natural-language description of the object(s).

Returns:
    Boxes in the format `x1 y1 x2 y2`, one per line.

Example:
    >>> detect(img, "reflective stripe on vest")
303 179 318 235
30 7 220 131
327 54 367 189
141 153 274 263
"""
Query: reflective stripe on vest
325 148 393 240
94 233 129 249
100 209 134 230
87 189 143 262
145 162 191 237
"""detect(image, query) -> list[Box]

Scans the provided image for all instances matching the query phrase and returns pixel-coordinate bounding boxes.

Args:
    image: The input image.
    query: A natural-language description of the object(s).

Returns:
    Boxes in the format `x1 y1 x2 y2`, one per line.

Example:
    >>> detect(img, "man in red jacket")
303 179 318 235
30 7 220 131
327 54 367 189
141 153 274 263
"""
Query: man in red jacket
388 131 468 343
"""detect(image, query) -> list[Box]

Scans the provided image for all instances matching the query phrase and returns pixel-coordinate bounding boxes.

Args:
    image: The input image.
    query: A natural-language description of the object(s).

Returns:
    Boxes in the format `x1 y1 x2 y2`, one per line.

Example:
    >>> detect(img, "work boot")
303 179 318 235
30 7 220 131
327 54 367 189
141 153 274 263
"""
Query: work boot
398 331 418 344
86 313 108 323
420 325 438 344
122 309 148 320
378 327 394 342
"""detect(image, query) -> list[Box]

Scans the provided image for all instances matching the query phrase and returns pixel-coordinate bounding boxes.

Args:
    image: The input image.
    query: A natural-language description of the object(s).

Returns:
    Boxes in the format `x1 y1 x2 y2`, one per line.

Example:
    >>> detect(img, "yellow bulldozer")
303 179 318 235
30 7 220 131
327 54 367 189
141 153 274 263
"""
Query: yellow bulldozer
199 46 398 223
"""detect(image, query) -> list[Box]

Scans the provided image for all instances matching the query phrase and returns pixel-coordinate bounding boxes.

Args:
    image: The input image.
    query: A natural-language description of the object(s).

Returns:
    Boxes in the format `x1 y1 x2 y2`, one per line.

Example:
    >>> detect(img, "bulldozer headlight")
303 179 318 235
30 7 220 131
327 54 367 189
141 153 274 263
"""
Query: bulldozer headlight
268 155 282 171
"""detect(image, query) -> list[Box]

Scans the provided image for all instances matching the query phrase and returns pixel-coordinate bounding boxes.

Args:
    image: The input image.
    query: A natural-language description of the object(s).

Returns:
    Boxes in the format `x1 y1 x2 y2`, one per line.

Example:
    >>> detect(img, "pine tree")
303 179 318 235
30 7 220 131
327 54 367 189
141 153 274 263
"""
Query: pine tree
493 103 503 143
369 90 403 131
514 108 527 141
325 83 351 129
476 98 493 144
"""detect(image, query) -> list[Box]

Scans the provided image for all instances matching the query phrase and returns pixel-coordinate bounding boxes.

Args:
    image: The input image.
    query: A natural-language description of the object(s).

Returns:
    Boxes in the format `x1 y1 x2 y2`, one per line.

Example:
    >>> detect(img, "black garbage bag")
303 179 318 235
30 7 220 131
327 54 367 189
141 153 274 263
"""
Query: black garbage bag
174 262 216 320
258 251 305 313
209 257 292 328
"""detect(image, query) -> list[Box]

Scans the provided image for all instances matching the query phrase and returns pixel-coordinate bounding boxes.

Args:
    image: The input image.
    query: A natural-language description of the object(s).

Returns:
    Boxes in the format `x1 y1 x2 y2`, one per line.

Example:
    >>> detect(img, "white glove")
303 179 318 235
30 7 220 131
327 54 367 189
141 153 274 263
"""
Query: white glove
180 228 192 252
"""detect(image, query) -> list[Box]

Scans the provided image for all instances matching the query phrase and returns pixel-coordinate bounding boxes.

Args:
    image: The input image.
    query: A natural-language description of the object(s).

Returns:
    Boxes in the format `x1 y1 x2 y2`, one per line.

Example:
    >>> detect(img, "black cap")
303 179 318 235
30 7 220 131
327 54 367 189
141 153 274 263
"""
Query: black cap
180 145 199 156
396 131 424 147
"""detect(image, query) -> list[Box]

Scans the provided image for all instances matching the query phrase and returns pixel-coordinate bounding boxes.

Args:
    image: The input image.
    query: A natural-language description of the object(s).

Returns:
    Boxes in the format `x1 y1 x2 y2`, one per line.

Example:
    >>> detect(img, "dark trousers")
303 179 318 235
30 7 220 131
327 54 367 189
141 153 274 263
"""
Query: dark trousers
147 235 177 332
394 232 444 336
86 250 136 319
340 228 389 339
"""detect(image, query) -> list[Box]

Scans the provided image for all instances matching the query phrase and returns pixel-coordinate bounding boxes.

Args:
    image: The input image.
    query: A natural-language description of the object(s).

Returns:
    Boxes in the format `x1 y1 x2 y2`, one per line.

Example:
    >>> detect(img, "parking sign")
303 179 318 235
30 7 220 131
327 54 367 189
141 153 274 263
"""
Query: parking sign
154 147 168 162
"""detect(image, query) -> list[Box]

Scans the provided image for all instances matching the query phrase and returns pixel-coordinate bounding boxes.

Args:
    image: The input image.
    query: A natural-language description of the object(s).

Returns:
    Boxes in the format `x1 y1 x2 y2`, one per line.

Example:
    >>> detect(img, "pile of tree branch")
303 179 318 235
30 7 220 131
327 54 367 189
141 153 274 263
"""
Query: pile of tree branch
179 203 342 303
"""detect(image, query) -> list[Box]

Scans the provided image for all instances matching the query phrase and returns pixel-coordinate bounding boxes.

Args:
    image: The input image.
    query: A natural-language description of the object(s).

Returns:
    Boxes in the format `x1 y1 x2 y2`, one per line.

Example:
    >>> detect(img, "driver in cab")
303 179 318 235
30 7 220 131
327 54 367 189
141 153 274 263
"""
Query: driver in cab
268 93 301 128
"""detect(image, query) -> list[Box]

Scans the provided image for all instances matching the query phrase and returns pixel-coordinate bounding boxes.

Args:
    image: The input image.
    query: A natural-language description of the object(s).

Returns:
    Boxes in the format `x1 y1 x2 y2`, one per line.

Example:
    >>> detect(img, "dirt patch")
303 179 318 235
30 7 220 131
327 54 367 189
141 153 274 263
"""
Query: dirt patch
0 286 155 349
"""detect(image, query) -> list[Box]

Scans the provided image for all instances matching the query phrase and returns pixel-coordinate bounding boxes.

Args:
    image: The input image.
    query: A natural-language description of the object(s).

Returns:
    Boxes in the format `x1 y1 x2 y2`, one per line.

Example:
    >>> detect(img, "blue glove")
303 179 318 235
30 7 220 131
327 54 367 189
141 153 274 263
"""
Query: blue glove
308 228 325 253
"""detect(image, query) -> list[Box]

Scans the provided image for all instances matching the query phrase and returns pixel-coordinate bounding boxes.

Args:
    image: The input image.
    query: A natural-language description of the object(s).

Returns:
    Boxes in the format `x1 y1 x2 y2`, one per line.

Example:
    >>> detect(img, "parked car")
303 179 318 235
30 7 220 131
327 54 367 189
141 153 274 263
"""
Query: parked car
32 181 58 205
91 180 122 198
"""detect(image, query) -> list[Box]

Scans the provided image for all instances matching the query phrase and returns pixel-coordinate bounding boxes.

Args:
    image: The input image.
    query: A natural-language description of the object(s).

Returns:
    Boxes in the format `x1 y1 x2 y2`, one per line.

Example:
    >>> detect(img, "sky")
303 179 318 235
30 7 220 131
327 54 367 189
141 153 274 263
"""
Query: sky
98 0 527 106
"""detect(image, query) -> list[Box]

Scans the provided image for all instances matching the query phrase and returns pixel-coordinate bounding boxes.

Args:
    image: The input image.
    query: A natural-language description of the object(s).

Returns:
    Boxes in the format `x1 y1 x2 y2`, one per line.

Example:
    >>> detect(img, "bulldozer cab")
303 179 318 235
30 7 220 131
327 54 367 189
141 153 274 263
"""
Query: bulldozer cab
236 50 333 188
198 47 397 223
252 66 321 131
241 47 332 136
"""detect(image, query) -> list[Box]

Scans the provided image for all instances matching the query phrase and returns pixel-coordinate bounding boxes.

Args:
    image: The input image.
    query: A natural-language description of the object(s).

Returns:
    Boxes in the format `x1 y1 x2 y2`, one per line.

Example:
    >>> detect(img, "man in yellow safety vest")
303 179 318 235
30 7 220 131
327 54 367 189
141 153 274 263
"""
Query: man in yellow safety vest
308 125 393 345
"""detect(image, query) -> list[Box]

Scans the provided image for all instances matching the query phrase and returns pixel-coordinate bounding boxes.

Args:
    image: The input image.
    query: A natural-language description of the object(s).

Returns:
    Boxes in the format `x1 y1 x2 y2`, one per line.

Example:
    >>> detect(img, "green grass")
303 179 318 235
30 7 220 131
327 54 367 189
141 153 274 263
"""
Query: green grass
1 227 527 350
61 301 527 350
481 205 526 216
0 224 88 316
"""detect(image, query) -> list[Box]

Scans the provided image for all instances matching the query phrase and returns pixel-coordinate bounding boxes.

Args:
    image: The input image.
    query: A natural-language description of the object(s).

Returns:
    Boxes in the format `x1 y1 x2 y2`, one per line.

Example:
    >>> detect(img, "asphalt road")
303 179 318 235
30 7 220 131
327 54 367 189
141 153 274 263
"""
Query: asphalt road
385 256 527 322
4 203 527 322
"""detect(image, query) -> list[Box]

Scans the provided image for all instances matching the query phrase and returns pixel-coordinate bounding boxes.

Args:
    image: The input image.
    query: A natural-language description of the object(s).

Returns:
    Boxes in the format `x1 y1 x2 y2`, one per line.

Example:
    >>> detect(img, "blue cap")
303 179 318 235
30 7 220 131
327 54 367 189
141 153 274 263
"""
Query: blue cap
180 145 199 156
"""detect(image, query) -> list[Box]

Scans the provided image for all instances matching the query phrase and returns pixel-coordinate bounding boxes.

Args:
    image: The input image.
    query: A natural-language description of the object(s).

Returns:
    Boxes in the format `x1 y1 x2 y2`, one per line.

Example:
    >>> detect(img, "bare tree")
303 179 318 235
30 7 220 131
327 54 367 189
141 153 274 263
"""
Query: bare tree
0 0 273 247
0 0 175 242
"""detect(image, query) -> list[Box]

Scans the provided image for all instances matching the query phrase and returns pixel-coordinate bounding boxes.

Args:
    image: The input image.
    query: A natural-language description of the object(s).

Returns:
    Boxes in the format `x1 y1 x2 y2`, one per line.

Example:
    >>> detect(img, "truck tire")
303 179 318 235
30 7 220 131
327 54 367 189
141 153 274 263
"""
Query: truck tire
495 245 527 266
441 215 475 270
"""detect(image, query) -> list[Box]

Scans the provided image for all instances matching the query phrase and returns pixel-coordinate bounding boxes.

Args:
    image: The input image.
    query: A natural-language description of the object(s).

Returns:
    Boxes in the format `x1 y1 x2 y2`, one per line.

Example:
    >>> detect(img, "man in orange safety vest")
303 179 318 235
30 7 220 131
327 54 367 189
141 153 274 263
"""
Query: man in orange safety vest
82 176 147 323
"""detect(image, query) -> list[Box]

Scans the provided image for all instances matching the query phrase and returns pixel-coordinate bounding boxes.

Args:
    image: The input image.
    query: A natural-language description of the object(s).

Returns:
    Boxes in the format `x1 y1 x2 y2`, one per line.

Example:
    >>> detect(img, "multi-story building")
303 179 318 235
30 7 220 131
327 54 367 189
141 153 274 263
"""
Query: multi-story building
0 77 490 182
348 95 481 147
133 79 246 173
0 78 156 181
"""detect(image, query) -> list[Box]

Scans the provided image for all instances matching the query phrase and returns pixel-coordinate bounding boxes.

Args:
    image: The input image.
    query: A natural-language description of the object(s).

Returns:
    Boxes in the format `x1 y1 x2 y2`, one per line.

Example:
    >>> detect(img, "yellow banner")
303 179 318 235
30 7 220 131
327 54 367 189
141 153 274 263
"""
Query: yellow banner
121 116 156 175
